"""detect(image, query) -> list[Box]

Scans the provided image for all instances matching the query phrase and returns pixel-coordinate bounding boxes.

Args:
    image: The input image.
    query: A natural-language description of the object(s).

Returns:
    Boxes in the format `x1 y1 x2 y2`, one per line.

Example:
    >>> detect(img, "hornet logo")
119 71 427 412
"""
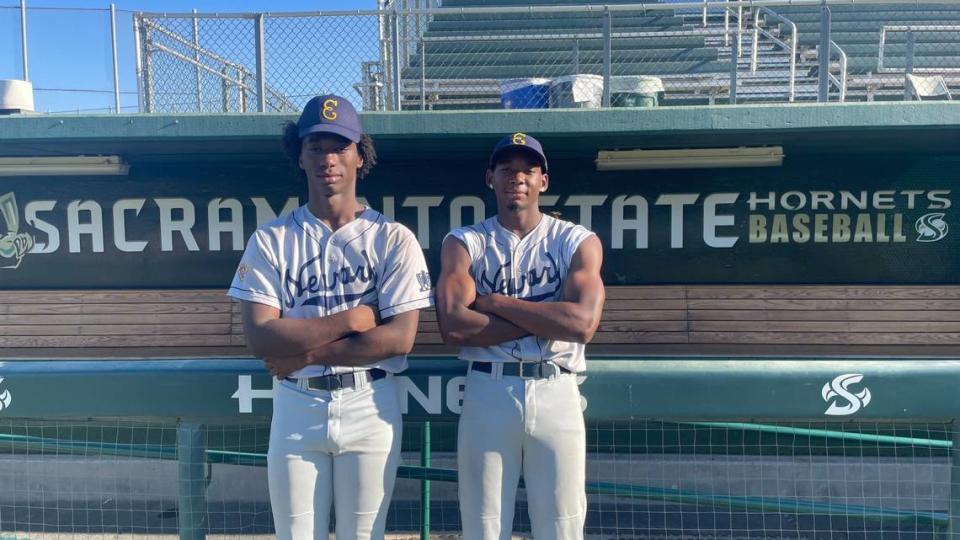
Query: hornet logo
822 373 871 416
916 212 948 242
0 192 34 269
0 377 11 413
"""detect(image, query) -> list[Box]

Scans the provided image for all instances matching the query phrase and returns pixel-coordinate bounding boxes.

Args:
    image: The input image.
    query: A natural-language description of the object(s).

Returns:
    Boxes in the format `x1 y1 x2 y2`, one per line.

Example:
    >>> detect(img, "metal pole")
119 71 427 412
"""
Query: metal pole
702 0 708 27
391 8 402 111
420 37 425 110
144 23 154 113
110 4 121 113
905 30 915 100
238 67 247 113
724 2 730 46
20 0 28 81
602 8 612 107
254 14 266 112
221 66 229 112
950 419 960 539
729 47 738 104
419 421 431 540
133 14 144 112
193 9 202 111
817 2 831 102
736 5 743 57
176 422 208 540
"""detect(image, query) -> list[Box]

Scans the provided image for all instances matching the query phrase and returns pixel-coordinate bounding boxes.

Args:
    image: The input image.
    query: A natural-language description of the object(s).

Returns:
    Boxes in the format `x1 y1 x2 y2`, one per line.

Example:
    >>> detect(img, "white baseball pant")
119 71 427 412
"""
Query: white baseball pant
267 374 402 540
457 364 587 540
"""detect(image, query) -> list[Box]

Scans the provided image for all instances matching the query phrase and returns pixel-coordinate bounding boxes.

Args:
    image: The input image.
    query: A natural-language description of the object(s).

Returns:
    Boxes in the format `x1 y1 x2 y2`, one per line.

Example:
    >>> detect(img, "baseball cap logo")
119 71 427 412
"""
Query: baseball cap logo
322 98 339 121
512 132 527 145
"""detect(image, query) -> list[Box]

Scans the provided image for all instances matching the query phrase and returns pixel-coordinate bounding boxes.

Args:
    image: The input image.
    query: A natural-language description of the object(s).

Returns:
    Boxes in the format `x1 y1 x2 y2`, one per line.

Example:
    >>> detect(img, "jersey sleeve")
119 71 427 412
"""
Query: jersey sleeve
562 224 596 271
378 226 435 319
445 226 481 262
227 230 283 310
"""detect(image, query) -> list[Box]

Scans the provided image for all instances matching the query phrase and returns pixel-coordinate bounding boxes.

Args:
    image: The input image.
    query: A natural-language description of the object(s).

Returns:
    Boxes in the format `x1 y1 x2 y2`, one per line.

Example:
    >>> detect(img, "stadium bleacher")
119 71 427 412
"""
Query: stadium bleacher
399 0 960 109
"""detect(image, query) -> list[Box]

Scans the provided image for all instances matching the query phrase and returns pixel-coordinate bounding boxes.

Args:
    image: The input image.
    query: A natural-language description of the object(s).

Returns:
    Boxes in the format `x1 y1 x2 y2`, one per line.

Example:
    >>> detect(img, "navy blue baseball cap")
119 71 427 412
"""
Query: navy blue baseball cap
297 94 363 143
489 132 548 173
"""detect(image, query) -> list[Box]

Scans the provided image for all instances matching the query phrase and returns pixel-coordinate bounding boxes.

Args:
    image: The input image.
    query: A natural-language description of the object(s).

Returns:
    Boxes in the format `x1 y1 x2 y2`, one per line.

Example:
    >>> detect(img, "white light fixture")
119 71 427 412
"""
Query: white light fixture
596 146 784 171
0 156 129 176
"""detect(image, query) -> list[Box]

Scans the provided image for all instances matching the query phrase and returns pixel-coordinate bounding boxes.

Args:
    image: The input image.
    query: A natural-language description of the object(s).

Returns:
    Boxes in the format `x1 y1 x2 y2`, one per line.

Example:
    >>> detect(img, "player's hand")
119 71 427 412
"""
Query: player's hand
348 304 380 333
473 294 499 314
264 354 309 379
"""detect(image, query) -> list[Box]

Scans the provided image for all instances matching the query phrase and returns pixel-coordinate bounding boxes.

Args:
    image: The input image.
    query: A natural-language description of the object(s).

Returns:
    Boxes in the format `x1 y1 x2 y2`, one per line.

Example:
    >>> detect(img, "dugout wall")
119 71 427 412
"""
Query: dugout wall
1 102 959 538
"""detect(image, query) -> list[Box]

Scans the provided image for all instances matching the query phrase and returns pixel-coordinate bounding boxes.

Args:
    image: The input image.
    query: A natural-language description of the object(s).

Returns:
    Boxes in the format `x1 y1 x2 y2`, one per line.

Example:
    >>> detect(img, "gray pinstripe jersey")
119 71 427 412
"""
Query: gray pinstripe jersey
228 205 433 377
448 215 594 373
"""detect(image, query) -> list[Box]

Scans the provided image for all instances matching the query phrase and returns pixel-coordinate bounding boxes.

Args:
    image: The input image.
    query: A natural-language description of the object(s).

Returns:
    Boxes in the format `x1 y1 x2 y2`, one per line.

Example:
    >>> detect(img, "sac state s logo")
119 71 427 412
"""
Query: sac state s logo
0 192 34 270
915 212 948 242
0 377 11 413
822 373 871 416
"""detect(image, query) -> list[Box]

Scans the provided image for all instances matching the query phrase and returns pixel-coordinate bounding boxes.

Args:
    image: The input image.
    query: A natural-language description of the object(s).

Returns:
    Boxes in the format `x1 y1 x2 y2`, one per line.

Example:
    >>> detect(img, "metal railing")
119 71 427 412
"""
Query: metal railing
751 7 798 102
879 25 960 74
5 0 960 113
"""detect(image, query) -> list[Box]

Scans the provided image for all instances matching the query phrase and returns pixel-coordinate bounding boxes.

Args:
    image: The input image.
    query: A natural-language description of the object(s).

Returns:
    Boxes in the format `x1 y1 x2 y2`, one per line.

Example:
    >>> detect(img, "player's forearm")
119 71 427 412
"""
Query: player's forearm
304 323 415 367
437 305 529 346
481 294 599 343
245 307 375 358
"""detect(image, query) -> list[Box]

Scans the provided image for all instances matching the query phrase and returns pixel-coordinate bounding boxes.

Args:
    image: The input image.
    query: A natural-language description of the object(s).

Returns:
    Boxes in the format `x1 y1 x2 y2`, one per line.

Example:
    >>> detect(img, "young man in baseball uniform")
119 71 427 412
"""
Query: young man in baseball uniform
228 95 433 540
436 133 605 540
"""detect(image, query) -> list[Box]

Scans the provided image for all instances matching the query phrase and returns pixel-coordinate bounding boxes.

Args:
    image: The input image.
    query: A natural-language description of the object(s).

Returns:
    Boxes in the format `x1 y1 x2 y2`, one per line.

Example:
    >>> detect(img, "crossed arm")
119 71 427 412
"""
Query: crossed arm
242 302 420 378
435 235 605 347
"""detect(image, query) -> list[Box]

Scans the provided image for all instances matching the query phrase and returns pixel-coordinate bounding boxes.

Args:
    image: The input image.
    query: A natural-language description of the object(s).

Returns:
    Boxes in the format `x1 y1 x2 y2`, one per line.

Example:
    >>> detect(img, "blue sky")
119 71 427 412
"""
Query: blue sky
1 0 378 113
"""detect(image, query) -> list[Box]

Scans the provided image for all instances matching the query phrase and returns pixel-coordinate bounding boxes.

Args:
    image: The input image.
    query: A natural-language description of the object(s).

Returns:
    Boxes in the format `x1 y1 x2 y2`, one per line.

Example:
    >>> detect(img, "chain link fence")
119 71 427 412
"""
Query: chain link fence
128 0 960 113
3 1 960 112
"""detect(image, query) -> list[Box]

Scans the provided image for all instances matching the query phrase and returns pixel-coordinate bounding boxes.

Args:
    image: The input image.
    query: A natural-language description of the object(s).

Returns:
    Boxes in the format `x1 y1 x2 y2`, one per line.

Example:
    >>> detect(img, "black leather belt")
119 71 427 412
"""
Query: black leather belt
471 361 572 379
286 368 387 391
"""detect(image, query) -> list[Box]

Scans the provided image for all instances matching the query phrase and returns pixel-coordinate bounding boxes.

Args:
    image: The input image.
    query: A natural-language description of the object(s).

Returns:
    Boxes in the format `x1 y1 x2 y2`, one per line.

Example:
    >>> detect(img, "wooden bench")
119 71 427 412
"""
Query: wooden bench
1 286 959 359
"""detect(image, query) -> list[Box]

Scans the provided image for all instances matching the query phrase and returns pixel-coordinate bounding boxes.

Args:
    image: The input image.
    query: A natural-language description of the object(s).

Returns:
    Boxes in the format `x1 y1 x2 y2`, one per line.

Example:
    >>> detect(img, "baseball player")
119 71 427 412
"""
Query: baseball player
436 133 605 540
228 94 433 540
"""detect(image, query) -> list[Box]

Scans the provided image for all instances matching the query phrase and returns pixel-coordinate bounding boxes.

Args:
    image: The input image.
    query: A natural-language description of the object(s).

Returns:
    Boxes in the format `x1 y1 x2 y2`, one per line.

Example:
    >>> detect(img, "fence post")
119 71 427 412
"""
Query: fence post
729 46 738 104
144 23 155 113
110 4 121 113
20 0 28 81
193 9 202 111
221 66 229 112
177 422 208 540
420 421 432 540
818 2 831 102
904 30 915 100
133 14 144 112
602 8 612 108
391 7 403 111
420 37 426 110
255 13 266 113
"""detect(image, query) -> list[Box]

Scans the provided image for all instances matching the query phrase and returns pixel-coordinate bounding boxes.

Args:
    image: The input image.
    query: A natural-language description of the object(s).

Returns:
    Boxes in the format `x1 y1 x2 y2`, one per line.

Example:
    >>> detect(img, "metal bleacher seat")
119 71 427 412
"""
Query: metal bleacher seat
906 73 953 100
401 0 733 109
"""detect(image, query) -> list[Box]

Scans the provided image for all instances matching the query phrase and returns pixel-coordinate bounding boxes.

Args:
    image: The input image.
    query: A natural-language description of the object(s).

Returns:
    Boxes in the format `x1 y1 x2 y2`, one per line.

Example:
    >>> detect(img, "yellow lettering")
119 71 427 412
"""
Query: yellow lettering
854 213 872 242
813 214 829 243
832 214 851 242
791 214 810 243
770 214 789 243
749 214 767 243
322 98 339 120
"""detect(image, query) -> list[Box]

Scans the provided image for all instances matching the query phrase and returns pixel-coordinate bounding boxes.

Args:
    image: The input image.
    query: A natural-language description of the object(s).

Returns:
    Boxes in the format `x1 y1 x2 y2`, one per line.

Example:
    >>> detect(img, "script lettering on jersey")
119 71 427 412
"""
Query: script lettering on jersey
283 250 377 309
479 252 561 302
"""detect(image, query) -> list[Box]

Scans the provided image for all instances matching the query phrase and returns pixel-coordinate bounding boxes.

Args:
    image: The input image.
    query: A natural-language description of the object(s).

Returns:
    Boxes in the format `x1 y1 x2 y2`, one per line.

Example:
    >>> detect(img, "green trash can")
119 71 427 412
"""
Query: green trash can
610 76 664 107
